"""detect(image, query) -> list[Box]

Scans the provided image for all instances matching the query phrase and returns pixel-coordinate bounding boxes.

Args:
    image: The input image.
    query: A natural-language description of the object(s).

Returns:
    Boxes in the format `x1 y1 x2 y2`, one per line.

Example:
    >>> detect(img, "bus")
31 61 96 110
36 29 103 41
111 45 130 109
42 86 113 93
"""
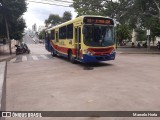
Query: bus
45 15 116 63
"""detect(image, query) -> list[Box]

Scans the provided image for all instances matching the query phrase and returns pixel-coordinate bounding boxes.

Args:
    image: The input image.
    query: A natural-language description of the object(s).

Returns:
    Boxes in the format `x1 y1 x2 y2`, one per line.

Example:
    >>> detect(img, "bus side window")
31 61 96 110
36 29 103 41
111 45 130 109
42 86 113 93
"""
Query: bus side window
59 26 67 39
51 30 55 40
67 24 73 39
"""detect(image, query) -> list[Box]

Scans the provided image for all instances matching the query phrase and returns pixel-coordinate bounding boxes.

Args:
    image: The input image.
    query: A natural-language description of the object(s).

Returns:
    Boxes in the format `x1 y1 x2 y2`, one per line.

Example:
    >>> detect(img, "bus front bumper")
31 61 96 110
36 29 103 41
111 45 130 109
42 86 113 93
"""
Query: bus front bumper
82 52 116 63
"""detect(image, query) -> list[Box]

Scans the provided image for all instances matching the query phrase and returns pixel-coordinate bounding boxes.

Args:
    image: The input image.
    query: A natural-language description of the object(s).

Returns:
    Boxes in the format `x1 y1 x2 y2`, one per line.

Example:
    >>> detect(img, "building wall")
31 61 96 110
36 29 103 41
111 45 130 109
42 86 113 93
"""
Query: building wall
131 29 137 43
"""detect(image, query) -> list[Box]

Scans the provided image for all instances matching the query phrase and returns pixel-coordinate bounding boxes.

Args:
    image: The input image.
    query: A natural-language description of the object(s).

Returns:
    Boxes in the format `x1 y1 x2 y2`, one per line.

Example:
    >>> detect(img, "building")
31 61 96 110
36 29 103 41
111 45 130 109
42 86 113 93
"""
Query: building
32 24 37 33
38 26 46 34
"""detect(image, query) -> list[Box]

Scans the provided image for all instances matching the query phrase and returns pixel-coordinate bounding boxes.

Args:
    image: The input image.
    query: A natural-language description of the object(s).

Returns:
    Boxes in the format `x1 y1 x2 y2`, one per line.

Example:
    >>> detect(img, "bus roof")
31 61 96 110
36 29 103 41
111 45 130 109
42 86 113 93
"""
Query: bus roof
47 15 113 31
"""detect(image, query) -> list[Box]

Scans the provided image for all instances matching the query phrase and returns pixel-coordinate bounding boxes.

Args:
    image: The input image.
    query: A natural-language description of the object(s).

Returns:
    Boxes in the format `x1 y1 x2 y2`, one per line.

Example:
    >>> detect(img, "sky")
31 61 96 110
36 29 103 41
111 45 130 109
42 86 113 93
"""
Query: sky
23 0 77 30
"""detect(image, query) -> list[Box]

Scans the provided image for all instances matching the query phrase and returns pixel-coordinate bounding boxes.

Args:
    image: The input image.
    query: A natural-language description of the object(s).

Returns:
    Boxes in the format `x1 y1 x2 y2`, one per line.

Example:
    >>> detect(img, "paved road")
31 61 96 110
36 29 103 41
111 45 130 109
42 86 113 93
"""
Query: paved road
23 34 35 44
6 44 160 120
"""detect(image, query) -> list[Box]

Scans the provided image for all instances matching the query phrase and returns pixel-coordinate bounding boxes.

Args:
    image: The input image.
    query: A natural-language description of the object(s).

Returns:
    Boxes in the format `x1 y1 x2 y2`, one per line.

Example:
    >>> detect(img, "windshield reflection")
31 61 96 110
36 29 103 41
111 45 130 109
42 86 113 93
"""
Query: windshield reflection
83 25 114 47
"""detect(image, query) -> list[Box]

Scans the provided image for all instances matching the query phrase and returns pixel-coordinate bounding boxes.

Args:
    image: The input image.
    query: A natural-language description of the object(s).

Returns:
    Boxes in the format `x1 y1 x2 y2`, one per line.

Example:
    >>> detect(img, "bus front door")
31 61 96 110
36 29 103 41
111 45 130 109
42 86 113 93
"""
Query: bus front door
75 27 81 60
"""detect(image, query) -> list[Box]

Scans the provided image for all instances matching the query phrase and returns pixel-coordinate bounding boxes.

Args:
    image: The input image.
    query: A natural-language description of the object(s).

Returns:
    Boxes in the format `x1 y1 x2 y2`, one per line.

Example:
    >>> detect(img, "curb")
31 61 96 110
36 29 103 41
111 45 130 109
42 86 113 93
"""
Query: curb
0 54 16 62
0 61 7 120
118 52 160 54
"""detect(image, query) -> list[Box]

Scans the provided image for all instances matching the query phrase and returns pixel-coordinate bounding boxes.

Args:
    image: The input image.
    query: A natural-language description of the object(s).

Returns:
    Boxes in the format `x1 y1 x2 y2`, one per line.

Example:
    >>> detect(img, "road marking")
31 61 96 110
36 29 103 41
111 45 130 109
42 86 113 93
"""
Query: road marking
10 58 16 62
22 56 27 61
40 55 49 59
31 56 39 61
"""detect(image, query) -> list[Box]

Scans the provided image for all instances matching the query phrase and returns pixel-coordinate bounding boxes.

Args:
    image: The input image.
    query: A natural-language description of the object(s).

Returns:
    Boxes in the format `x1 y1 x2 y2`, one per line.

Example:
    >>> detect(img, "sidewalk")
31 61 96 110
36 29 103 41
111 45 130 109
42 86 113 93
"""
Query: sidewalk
0 61 6 114
116 46 160 54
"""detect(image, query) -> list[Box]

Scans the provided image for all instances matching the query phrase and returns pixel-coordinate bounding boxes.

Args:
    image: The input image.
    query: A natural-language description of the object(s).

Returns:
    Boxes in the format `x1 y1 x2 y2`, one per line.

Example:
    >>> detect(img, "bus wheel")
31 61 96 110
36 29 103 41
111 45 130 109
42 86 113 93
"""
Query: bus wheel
69 51 75 63
51 48 56 57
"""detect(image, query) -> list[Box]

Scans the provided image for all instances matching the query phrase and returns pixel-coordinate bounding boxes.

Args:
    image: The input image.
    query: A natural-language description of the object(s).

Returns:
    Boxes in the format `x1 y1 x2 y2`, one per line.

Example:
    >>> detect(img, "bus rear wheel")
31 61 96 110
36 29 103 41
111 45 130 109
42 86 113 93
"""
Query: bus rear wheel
69 51 75 63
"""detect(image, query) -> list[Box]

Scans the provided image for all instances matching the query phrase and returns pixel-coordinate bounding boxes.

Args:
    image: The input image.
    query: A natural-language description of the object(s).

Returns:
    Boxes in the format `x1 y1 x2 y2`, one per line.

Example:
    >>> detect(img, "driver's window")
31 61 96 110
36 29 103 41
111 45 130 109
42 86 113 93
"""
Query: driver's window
104 28 112 40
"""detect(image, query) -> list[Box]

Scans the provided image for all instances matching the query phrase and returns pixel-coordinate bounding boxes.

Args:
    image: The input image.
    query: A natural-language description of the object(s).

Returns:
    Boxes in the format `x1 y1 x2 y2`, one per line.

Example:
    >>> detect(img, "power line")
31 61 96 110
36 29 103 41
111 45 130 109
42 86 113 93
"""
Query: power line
26 0 73 5
43 0 73 4
27 0 72 7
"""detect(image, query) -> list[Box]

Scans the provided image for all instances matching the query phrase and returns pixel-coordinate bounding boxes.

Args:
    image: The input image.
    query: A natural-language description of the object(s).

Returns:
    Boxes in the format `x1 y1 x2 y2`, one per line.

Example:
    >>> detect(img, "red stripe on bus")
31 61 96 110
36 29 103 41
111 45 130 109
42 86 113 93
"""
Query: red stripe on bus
50 41 77 55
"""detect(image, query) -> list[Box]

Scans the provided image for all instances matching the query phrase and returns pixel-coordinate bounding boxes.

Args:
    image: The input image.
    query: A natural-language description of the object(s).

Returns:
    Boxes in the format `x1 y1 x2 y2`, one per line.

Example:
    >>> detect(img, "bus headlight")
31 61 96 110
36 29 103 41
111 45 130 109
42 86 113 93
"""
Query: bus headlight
110 49 116 54
84 49 93 56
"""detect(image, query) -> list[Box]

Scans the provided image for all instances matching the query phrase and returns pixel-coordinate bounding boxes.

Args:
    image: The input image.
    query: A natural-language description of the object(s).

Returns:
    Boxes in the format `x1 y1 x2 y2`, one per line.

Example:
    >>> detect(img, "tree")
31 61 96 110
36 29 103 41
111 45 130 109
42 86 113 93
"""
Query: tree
45 11 72 27
45 14 61 26
62 11 72 22
116 24 132 44
72 0 109 16
0 0 27 54
136 29 147 42
38 30 45 39
10 17 26 40
133 0 160 42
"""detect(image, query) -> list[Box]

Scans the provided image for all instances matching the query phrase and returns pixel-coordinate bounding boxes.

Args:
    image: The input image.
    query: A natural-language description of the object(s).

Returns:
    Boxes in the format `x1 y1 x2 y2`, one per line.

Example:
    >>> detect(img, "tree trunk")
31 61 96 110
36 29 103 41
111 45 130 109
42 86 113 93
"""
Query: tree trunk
4 16 12 54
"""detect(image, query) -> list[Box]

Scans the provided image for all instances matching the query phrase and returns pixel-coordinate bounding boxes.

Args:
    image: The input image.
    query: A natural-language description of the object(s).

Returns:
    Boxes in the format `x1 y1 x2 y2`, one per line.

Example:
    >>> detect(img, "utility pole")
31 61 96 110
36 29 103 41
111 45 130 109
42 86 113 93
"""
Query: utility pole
1 0 12 54
4 16 12 54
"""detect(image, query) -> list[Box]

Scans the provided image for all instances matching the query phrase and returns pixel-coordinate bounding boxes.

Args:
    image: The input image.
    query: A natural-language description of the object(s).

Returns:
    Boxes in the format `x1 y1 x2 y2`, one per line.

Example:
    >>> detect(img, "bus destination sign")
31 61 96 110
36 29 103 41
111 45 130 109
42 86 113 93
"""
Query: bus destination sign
84 17 114 25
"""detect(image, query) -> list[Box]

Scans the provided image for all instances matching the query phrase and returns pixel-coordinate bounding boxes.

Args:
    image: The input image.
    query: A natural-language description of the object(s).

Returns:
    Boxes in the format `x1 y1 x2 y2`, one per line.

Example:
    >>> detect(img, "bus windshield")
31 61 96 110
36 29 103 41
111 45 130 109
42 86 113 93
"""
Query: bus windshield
83 25 114 47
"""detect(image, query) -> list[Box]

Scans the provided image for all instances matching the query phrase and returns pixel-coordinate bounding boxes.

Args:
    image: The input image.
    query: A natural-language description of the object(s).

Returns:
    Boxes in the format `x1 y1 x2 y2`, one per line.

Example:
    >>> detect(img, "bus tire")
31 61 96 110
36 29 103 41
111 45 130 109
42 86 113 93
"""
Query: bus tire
51 48 56 57
69 51 75 63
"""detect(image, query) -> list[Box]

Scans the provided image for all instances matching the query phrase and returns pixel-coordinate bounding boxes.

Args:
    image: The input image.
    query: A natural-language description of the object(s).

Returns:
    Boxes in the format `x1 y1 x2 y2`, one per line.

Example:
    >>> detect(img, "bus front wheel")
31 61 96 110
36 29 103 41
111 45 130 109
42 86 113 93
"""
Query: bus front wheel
69 51 75 63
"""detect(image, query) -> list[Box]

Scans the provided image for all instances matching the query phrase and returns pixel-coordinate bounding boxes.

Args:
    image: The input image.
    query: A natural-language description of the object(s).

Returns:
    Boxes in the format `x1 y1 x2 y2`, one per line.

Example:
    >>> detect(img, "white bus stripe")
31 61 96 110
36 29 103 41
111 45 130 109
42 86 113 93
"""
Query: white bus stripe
32 56 39 61
40 55 49 59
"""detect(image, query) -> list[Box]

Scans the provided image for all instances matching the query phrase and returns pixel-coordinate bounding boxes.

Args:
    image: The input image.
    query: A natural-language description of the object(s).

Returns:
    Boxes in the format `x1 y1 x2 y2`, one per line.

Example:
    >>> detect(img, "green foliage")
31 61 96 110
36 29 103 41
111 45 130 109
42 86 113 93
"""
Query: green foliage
45 14 61 26
38 30 45 39
45 11 72 26
62 11 72 22
0 0 27 40
136 29 147 42
2 0 27 19
116 24 132 43
10 17 26 40
72 0 105 16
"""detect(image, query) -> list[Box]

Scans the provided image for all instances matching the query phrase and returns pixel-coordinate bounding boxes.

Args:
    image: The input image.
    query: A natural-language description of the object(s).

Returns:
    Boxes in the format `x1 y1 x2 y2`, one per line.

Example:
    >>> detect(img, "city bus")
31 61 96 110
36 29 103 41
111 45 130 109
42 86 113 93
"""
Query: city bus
45 15 116 63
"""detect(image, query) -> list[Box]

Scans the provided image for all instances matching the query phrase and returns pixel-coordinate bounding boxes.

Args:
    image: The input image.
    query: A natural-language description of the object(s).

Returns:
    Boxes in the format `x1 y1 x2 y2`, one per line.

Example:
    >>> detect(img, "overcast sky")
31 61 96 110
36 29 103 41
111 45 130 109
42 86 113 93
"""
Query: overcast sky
23 0 77 30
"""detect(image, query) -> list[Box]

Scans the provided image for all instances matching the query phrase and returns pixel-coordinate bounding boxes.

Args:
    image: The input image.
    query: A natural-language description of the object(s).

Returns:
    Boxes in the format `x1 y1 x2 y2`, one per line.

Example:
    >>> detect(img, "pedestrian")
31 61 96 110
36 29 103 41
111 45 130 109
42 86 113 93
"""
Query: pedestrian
137 42 141 48
132 42 135 47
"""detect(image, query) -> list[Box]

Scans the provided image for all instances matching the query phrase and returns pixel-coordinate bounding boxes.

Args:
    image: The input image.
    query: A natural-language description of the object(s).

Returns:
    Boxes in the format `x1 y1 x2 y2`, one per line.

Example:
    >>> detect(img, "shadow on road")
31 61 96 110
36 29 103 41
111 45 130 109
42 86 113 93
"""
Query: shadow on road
52 55 114 70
